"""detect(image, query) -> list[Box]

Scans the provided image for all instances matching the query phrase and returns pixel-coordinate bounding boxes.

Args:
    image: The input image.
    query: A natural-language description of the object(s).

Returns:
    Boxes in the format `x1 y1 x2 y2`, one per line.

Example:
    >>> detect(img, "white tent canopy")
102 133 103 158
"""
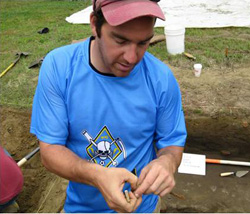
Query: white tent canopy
66 0 250 28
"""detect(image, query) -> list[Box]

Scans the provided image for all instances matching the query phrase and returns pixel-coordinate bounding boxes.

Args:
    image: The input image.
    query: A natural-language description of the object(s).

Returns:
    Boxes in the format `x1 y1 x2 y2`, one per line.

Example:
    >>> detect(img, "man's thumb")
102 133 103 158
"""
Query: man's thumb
125 171 138 191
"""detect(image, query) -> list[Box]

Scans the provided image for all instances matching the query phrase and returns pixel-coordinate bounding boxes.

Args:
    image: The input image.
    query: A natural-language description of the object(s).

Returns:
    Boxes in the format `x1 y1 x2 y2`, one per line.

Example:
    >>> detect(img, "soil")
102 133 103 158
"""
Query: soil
1 64 250 212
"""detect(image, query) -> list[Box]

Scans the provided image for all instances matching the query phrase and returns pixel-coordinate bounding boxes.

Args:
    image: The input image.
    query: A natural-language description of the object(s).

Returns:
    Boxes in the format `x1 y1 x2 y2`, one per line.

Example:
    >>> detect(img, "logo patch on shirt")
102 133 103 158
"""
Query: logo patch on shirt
83 126 126 167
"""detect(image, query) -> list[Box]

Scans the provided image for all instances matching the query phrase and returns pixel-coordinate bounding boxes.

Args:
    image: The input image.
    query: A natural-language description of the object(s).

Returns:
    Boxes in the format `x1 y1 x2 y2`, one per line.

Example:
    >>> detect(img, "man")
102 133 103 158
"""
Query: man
30 0 187 212
0 146 23 213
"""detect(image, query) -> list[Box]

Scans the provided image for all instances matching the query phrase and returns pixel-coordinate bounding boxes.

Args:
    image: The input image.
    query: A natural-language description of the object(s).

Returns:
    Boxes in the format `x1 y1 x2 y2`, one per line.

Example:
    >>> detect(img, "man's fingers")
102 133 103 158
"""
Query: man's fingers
128 191 142 212
130 191 142 211
144 175 165 195
144 172 174 195
154 176 175 195
109 190 134 212
124 170 138 190
153 181 168 195
134 170 157 197
136 167 148 187
135 167 176 196
118 191 142 213
158 186 173 197
134 167 150 197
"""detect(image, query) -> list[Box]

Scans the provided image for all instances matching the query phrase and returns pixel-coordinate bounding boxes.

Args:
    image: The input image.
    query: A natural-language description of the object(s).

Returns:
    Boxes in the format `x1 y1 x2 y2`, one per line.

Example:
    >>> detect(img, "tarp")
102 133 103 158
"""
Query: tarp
65 0 250 28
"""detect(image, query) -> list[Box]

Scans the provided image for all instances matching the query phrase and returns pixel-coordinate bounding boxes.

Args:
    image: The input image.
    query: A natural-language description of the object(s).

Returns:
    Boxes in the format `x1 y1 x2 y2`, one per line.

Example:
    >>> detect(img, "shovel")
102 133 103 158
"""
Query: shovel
17 147 40 167
220 170 249 177
0 52 30 78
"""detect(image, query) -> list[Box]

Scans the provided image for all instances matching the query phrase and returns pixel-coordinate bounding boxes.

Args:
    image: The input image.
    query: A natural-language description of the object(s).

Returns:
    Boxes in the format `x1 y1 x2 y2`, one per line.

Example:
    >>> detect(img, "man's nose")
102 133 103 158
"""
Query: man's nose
123 44 138 64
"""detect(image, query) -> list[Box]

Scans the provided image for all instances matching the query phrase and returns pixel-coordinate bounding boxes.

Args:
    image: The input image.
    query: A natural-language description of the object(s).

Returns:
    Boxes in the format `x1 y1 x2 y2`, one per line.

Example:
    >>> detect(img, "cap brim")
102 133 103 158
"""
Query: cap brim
101 0 165 26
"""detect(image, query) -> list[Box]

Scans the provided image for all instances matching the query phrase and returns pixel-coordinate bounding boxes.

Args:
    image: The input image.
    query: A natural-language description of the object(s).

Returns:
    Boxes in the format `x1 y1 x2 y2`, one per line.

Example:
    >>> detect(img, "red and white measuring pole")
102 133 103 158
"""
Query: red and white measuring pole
206 158 250 167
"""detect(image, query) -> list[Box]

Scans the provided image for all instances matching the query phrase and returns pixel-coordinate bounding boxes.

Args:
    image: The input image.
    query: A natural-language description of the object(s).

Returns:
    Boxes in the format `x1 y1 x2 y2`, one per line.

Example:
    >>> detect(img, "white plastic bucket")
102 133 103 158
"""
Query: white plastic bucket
164 25 185 55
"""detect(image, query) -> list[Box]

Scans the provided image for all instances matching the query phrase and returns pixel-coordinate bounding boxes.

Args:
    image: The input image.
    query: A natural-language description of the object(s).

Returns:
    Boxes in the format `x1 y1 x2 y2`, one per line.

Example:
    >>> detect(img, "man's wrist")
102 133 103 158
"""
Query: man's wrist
74 159 106 186
157 153 177 173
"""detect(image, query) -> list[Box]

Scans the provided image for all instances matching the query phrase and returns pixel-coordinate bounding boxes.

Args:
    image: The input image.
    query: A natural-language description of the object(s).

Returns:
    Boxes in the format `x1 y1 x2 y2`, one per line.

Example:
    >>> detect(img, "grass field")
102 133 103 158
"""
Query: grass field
1 0 250 107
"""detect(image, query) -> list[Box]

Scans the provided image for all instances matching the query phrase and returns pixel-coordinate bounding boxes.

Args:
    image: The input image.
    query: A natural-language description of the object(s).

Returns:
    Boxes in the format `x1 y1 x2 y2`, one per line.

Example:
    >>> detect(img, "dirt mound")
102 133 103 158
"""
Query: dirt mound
0 107 67 213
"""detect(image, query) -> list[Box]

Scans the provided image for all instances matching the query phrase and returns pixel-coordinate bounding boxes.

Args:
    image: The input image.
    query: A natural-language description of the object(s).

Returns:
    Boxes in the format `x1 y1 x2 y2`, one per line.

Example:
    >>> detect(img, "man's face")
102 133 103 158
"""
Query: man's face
91 16 155 77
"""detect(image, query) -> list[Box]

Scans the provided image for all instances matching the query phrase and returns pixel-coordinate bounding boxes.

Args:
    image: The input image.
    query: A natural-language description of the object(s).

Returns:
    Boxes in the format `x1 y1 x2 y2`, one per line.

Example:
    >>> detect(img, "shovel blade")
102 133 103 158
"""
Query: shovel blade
235 171 249 178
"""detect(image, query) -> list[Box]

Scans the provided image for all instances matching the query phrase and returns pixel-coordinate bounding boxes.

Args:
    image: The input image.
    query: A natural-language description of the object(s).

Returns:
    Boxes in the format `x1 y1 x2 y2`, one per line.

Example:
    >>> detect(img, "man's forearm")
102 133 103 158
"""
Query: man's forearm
39 141 104 186
39 141 141 212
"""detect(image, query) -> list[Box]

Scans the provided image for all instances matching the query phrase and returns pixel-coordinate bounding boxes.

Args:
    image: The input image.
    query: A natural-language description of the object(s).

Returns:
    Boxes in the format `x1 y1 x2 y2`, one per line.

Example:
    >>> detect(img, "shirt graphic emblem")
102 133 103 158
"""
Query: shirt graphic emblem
83 126 126 167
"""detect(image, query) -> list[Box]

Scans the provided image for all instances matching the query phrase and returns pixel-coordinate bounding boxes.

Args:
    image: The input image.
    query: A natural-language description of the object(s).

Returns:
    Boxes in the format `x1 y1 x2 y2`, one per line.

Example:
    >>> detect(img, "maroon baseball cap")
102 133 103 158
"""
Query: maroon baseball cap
93 0 165 26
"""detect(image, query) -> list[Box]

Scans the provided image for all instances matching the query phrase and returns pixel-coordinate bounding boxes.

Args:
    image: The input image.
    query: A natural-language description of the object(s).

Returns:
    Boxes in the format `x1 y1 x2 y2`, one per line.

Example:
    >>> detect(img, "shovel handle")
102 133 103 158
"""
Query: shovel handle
17 147 40 167
0 62 15 78
17 158 27 167
220 172 234 177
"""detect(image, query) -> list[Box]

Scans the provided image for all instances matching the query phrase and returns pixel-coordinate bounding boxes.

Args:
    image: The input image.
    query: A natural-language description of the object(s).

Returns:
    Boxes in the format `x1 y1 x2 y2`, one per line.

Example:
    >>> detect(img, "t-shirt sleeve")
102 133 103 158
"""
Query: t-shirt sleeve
30 53 68 145
155 71 187 149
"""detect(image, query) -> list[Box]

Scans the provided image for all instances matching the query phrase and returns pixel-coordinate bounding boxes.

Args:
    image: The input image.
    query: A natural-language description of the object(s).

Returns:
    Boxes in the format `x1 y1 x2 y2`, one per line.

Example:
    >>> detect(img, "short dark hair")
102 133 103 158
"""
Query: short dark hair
92 9 106 38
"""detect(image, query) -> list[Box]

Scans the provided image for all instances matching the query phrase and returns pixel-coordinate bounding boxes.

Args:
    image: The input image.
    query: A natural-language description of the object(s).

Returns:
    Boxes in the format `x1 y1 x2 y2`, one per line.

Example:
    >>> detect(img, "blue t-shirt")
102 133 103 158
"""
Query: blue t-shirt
30 37 187 213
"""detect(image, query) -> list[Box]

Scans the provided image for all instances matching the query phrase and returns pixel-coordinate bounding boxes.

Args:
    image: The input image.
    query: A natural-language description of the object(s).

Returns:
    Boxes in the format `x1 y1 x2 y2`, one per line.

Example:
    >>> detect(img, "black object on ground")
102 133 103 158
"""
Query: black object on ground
38 27 49 34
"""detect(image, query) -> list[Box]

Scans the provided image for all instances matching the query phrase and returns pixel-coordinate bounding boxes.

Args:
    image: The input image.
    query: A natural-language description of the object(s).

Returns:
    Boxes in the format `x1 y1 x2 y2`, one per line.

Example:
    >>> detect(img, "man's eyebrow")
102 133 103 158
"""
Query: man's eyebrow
141 34 154 43
111 32 154 43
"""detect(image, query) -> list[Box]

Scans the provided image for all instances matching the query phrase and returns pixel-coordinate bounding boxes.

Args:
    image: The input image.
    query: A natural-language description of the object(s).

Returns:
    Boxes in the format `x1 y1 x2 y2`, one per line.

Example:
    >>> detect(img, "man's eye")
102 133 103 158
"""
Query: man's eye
115 40 126 44
139 41 148 46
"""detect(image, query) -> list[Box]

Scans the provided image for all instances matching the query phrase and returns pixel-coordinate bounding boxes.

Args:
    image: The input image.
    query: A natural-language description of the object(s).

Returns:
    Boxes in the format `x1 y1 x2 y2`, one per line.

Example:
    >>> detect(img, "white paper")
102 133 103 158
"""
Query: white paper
178 153 206 176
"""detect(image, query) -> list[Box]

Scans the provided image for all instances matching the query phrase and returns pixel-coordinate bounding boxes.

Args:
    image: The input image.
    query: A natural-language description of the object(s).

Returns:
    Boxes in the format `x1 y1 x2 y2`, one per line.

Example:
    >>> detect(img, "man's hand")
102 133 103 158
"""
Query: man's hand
39 142 142 212
95 167 142 213
134 146 183 198
134 156 175 197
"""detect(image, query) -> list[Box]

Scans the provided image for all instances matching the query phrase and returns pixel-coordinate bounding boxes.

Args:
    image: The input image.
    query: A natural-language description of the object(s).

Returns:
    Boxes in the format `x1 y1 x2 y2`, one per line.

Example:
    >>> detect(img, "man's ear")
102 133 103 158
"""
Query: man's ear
90 12 97 37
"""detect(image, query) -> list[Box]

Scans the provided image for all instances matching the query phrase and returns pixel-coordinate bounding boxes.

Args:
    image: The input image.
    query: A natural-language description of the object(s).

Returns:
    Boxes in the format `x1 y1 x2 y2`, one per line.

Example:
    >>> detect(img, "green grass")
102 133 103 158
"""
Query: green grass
1 0 250 107
150 27 250 69
0 0 92 107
